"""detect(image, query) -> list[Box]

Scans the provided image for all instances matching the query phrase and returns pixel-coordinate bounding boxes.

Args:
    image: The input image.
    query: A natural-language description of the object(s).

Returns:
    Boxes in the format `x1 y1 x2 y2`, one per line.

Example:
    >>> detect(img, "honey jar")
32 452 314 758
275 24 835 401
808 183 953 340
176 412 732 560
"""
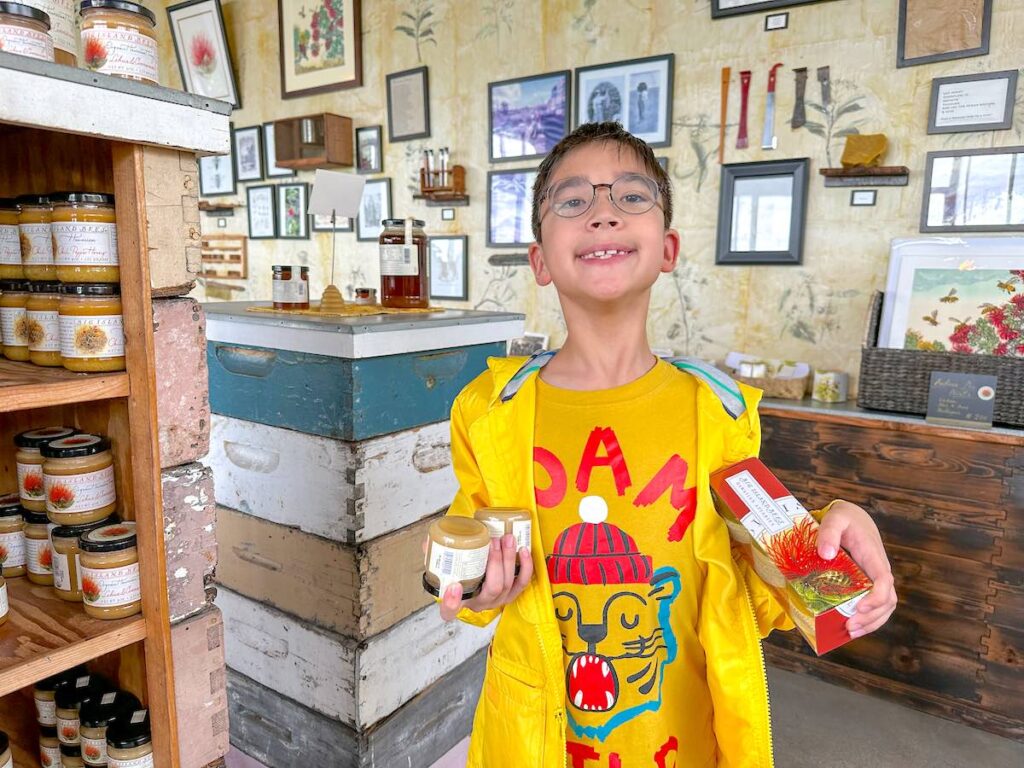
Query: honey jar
272 264 310 309
79 521 140 620
52 193 119 283
474 507 532 550
423 516 491 599
34 667 87 727
52 516 114 602
41 433 117 525
0 729 11 768
22 0 76 64
0 199 22 279
0 278 31 361
61 743 85 768
0 493 27 578
56 673 111 745
80 690 141 767
106 709 152 767
24 508 54 586
59 283 125 372
79 0 158 85
40 725 61 767
17 194 55 280
15 426 77 511
0 1 55 62
0 575 8 628
379 218 429 308
27 280 63 366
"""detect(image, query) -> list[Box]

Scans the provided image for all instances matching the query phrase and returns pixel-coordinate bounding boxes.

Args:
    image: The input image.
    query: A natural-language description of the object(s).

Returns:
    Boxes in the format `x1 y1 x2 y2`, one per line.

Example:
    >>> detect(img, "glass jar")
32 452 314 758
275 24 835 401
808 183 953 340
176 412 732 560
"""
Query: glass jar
52 193 119 284
79 0 157 85
272 265 309 310
353 287 377 305
22 1 76 64
423 516 490 599
0 729 11 768
105 709 152 768
51 516 114 602
0 199 22 279
379 218 429 309
0 279 31 361
34 667 88 727
0 1 55 62
0 494 27 578
61 743 85 767
41 434 117 525
79 521 140 620
0 574 7 628
59 283 125 371
40 725 61 767
17 195 55 280
55 674 114 746
80 690 141 767
15 426 77 511
23 508 54 585
27 280 63 366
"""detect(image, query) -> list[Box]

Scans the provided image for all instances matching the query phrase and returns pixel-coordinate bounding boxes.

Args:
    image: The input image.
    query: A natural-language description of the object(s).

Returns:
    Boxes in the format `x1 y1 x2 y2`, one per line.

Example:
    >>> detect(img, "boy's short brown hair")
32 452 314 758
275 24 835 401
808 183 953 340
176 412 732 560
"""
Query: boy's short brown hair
531 121 673 242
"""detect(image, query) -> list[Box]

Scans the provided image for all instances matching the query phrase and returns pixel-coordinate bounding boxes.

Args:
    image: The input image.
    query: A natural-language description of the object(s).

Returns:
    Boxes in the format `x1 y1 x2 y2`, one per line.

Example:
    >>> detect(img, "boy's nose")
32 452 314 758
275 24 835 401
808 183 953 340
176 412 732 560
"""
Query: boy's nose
586 189 622 229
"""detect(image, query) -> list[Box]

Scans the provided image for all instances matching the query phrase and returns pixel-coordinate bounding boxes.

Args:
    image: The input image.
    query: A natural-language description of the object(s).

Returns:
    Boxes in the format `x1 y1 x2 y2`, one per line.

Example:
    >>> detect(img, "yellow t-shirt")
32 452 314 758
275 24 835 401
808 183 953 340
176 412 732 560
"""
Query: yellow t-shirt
534 359 716 768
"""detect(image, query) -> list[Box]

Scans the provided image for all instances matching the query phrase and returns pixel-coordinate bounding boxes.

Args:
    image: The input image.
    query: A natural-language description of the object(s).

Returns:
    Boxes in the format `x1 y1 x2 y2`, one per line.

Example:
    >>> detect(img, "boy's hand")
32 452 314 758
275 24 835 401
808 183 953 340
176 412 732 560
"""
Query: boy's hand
816 500 897 639
424 534 533 622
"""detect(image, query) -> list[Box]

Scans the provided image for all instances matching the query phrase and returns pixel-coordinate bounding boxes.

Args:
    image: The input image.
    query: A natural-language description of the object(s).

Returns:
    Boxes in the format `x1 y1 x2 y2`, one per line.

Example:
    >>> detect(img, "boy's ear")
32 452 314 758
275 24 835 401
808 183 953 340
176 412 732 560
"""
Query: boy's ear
529 242 553 286
661 228 681 273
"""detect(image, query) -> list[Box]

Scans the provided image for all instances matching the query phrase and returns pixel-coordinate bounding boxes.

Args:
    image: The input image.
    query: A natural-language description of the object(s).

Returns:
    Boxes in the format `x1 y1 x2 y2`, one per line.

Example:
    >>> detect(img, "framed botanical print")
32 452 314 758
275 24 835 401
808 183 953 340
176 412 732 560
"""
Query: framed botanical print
233 125 263 182
574 54 674 148
429 236 469 300
198 153 235 197
278 0 362 99
356 178 392 241
247 185 276 239
167 0 241 107
386 66 430 142
277 182 310 239
897 0 993 68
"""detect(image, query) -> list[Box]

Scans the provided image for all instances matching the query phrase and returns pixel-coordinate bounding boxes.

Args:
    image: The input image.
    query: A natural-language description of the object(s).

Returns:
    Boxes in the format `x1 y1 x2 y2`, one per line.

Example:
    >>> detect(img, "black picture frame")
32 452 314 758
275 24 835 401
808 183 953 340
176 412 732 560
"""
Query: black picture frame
386 66 431 142
574 53 675 148
355 125 383 174
920 146 1024 233
850 189 877 207
715 158 809 265
764 12 789 30
246 184 276 239
356 177 393 242
486 167 539 248
927 70 1018 134
167 0 241 108
428 235 469 301
262 121 296 178
488 70 571 164
198 153 235 198
276 182 310 240
711 0 831 19
897 0 993 68
232 124 264 182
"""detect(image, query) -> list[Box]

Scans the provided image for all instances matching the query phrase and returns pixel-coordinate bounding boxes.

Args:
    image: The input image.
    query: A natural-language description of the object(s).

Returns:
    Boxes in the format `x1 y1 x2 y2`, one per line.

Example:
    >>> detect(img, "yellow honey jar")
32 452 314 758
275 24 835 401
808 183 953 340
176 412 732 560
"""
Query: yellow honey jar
41 433 117 525
52 193 119 284
0 199 22 279
79 0 158 85
0 493 27 578
15 426 77 511
0 279 31 361
59 283 125 372
27 280 63 366
79 521 140 620
17 194 55 281
23 508 54 586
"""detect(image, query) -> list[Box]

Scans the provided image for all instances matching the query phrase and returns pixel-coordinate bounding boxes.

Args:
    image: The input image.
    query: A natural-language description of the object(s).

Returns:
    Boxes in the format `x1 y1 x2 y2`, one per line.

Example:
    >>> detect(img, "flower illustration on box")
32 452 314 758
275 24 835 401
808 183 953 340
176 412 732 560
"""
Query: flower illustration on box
84 35 108 70
49 482 76 510
82 575 101 604
75 324 108 354
23 472 44 498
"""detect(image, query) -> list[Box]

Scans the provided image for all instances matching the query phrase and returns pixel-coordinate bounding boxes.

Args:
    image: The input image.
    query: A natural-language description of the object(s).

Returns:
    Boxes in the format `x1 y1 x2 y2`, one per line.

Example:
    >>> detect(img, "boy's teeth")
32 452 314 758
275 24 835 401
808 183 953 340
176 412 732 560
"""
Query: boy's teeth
582 249 627 260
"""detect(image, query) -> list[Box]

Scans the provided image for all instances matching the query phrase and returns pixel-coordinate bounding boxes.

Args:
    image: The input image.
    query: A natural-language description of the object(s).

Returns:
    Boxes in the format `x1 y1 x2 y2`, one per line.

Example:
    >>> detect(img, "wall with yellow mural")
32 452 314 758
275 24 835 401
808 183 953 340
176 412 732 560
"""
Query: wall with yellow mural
155 0 1023 383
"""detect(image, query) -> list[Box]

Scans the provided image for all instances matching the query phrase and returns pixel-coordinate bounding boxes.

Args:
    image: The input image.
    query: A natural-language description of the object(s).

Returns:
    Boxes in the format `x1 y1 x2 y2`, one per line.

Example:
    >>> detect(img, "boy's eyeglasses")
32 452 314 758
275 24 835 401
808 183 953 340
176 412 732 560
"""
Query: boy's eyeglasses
538 174 664 220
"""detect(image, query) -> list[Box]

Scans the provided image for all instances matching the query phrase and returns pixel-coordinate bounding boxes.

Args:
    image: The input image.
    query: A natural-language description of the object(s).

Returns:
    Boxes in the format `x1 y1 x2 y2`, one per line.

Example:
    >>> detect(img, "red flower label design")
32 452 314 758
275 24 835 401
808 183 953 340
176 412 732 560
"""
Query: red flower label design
84 35 108 70
84 743 102 759
82 575 101 603
48 482 76 510
23 471 44 497
39 546 53 569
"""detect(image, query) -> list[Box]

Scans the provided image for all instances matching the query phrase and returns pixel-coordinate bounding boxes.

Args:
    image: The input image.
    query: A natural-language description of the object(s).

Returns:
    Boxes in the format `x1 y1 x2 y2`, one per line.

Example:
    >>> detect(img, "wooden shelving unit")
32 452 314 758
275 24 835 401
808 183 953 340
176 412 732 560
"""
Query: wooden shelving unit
0 52 230 767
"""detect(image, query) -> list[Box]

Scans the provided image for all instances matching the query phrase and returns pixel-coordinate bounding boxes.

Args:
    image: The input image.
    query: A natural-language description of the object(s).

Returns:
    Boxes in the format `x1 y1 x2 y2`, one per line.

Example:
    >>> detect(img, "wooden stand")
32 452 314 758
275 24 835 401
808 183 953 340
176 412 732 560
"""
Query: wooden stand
414 165 470 206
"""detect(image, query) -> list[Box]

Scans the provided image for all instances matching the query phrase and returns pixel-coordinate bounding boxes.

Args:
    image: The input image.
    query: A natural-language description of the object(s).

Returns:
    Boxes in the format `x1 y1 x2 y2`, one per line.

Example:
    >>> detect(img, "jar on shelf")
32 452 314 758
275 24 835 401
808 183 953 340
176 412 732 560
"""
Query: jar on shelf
105 709 152 768
27 280 62 366
79 0 158 85
23 508 54 586
15 426 77 511
40 725 61 767
56 673 113 745
353 287 377 305
80 690 141 768
272 264 310 310
0 493 27 578
61 743 85 768
0 574 8 628
79 521 140 620
41 433 117 525
52 193 119 284
379 218 429 309
51 516 114 602
0 278 31 361
17 194 55 280
0 1 55 62
22 0 76 64
0 199 22 280
59 282 125 372
34 666 88 727
0 729 11 768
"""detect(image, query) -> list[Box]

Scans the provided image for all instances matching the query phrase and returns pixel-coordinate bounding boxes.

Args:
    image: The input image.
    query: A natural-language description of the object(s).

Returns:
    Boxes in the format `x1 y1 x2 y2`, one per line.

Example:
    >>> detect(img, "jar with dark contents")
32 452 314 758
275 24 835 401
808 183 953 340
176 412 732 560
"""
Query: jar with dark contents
379 219 429 309
353 287 376 305
271 265 309 310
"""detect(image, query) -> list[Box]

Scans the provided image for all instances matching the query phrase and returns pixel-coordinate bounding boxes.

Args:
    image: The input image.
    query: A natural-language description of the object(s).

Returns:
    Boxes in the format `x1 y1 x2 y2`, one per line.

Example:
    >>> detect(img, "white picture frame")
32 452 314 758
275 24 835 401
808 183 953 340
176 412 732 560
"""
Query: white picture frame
356 178 392 241
246 184 276 239
428 236 468 300
167 0 241 107
574 54 674 147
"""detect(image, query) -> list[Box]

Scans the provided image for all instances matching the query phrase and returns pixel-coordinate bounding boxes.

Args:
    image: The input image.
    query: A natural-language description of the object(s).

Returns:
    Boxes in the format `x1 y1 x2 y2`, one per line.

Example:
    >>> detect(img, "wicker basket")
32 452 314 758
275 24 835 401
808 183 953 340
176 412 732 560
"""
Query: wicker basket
857 291 1024 427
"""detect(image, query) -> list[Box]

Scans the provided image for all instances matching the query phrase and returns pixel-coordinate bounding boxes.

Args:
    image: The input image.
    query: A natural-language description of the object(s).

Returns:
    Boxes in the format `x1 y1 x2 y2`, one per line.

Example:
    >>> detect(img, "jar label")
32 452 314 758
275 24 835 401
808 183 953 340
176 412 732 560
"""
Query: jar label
52 547 72 591
0 22 55 61
81 561 140 608
19 222 54 264
426 541 489 593
82 734 108 765
44 464 116 516
480 519 505 539
0 581 7 618
53 221 119 266
0 224 19 264
380 243 420 277
27 309 60 352
40 743 61 766
108 754 154 768
57 714 80 744
0 305 30 347
31 0 77 55
36 696 57 726
18 461 45 501
82 26 158 83
0 529 26 569
26 535 53 575
59 313 125 359
511 519 532 551
272 277 308 303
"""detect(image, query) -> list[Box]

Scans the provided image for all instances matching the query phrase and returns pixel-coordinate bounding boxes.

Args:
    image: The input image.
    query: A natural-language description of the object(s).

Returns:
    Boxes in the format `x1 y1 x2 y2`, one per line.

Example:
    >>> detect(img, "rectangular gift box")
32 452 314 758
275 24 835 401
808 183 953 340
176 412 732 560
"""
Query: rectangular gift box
709 457 872 655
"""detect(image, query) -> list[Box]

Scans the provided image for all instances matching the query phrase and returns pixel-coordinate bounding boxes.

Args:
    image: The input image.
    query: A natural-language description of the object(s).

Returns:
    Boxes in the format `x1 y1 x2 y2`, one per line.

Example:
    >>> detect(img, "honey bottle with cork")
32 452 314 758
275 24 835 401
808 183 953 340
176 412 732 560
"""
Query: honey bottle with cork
379 218 429 309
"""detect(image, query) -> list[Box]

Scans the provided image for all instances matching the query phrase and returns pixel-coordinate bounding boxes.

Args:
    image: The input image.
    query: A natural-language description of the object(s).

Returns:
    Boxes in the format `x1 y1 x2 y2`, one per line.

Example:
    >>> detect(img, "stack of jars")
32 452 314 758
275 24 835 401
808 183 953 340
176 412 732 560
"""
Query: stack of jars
0 192 125 372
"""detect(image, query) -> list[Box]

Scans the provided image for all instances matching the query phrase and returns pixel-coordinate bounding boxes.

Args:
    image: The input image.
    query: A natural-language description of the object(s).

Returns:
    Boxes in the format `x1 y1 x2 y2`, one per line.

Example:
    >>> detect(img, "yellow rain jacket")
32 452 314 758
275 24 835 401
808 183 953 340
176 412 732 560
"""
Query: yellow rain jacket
447 354 794 768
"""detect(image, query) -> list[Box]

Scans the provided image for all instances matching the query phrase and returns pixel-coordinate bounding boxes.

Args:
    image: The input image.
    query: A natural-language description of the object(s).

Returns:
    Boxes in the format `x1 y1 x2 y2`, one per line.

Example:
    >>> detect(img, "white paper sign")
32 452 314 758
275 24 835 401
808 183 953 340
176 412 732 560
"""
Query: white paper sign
309 170 366 218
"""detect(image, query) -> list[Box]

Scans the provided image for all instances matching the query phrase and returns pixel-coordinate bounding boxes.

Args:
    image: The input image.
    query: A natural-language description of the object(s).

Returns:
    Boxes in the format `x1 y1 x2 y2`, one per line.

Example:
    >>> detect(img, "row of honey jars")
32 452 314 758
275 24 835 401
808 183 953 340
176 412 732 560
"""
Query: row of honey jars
0 193 119 283
1 281 125 371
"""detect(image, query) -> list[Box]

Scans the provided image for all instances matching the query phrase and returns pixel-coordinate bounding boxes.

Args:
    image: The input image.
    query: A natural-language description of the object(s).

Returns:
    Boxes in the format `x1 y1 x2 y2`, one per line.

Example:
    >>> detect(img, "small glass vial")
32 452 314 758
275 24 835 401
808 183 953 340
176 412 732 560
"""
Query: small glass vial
23 508 54 585
17 194 55 280
0 278 31 361
0 493 27 578
41 433 117 525
27 280 63 366
59 283 125 372
40 725 61 767
80 690 142 767
423 516 491 600
105 709 153 768
79 521 141 620
0 1 55 62
379 218 429 309
79 0 158 85
0 199 22 279
15 426 77 511
272 264 309 309
52 193 119 284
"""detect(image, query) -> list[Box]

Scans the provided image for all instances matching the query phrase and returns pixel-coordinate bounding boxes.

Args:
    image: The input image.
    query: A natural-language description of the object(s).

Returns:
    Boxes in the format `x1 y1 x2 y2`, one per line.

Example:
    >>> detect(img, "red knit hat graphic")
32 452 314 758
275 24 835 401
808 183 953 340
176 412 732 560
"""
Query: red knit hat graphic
547 496 653 585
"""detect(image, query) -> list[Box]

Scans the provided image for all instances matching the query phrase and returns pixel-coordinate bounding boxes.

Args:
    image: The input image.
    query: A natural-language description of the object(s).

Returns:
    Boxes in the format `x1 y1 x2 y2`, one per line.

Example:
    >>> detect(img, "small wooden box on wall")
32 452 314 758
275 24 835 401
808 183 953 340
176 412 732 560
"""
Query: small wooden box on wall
273 113 353 170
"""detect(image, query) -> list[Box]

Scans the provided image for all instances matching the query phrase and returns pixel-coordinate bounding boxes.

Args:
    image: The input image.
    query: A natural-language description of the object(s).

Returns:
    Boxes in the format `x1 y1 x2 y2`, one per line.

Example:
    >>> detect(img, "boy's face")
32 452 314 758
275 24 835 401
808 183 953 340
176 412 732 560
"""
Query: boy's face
528 142 679 306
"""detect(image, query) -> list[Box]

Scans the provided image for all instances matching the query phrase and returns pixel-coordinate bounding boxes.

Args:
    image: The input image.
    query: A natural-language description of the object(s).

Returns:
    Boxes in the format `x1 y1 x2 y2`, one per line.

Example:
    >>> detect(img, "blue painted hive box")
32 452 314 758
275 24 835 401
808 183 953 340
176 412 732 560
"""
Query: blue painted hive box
204 303 525 441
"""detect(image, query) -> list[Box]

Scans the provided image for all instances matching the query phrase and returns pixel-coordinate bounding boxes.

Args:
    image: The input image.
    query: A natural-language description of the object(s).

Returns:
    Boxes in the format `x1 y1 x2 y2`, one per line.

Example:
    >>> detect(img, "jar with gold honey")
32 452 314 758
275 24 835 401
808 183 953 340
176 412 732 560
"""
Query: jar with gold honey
0 493 26 578
59 283 125 372
0 278 31 361
41 434 117 526
17 195 55 280
22 1 76 65
27 280 62 366
52 193 119 284
23 508 54 586
0 199 22 279
0 1 55 62
79 521 140 620
15 426 77 511
79 0 158 85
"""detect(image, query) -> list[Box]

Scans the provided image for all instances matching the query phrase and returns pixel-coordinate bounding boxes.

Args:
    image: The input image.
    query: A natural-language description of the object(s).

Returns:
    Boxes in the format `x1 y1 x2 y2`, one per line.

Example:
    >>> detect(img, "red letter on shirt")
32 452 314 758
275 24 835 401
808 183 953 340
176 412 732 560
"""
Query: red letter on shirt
566 741 601 768
577 427 631 496
654 736 679 768
633 455 696 542
534 446 567 508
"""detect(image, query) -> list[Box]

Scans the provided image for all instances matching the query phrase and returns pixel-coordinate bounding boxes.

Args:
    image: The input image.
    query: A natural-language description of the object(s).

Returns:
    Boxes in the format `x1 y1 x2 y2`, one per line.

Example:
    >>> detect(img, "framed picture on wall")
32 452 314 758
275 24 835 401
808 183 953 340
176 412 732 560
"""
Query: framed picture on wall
920 146 1024 233
233 125 263 182
487 168 538 248
927 70 1017 134
356 178 392 241
488 70 570 163
277 182 310 239
897 0 993 68
263 121 296 178
386 66 430 142
574 54 674 147
247 185 276 239
356 125 383 173
429 236 469 300
278 0 362 99
167 0 241 107
198 153 235 197
710 0 833 18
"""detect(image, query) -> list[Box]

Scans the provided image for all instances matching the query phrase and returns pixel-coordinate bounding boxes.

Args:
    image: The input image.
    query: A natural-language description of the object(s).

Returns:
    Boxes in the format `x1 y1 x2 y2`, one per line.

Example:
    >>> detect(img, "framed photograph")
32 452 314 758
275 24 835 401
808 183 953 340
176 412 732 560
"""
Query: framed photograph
711 0 832 19
312 213 353 232
278 0 362 99
715 158 810 265
356 178 392 241
575 54 674 148
167 0 240 107
233 125 263 182
386 66 430 142
765 12 789 30
246 185 276 239
897 0 992 68
277 182 310 240
877 236 1024 356
851 189 877 207
198 153 235 197
429 236 469 301
263 121 296 178
507 332 549 357
927 70 1017 134
921 147 1024 233
487 168 538 248
489 70 570 163
356 125 383 174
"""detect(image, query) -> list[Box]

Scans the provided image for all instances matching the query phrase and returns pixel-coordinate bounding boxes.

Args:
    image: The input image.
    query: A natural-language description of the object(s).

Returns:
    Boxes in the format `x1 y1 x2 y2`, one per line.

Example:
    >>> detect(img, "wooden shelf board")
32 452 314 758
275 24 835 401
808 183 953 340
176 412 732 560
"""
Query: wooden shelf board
0 360 129 413
0 578 147 698
0 690 37 765
276 157 352 170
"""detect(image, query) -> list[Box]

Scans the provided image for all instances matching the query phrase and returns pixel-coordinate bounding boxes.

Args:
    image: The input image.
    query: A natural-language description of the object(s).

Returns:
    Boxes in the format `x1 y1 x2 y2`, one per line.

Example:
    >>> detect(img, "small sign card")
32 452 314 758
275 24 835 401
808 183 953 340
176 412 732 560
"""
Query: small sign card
926 371 997 429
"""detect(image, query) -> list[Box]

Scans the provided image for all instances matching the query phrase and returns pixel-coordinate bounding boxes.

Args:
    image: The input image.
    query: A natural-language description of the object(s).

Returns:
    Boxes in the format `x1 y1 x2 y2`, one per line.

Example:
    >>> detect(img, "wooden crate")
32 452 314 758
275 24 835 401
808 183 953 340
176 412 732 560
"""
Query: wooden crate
172 607 230 768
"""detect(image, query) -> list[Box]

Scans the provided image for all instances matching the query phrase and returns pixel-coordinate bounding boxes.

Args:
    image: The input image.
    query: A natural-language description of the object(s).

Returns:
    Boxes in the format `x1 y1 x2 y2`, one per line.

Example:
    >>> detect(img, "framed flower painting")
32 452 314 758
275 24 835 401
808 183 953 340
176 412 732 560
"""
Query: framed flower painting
278 0 363 99
167 0 241 107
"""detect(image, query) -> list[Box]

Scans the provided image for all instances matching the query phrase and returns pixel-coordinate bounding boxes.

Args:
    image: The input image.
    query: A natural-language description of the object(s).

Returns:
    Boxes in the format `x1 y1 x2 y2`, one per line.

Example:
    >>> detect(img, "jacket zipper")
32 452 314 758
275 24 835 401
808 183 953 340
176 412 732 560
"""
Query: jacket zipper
535 620 567 768
740 575 775 768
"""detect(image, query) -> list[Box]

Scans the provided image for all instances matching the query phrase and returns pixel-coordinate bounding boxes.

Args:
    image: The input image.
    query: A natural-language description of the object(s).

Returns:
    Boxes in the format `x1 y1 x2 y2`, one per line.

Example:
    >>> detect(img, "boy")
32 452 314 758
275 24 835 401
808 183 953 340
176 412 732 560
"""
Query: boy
437 122 897 767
